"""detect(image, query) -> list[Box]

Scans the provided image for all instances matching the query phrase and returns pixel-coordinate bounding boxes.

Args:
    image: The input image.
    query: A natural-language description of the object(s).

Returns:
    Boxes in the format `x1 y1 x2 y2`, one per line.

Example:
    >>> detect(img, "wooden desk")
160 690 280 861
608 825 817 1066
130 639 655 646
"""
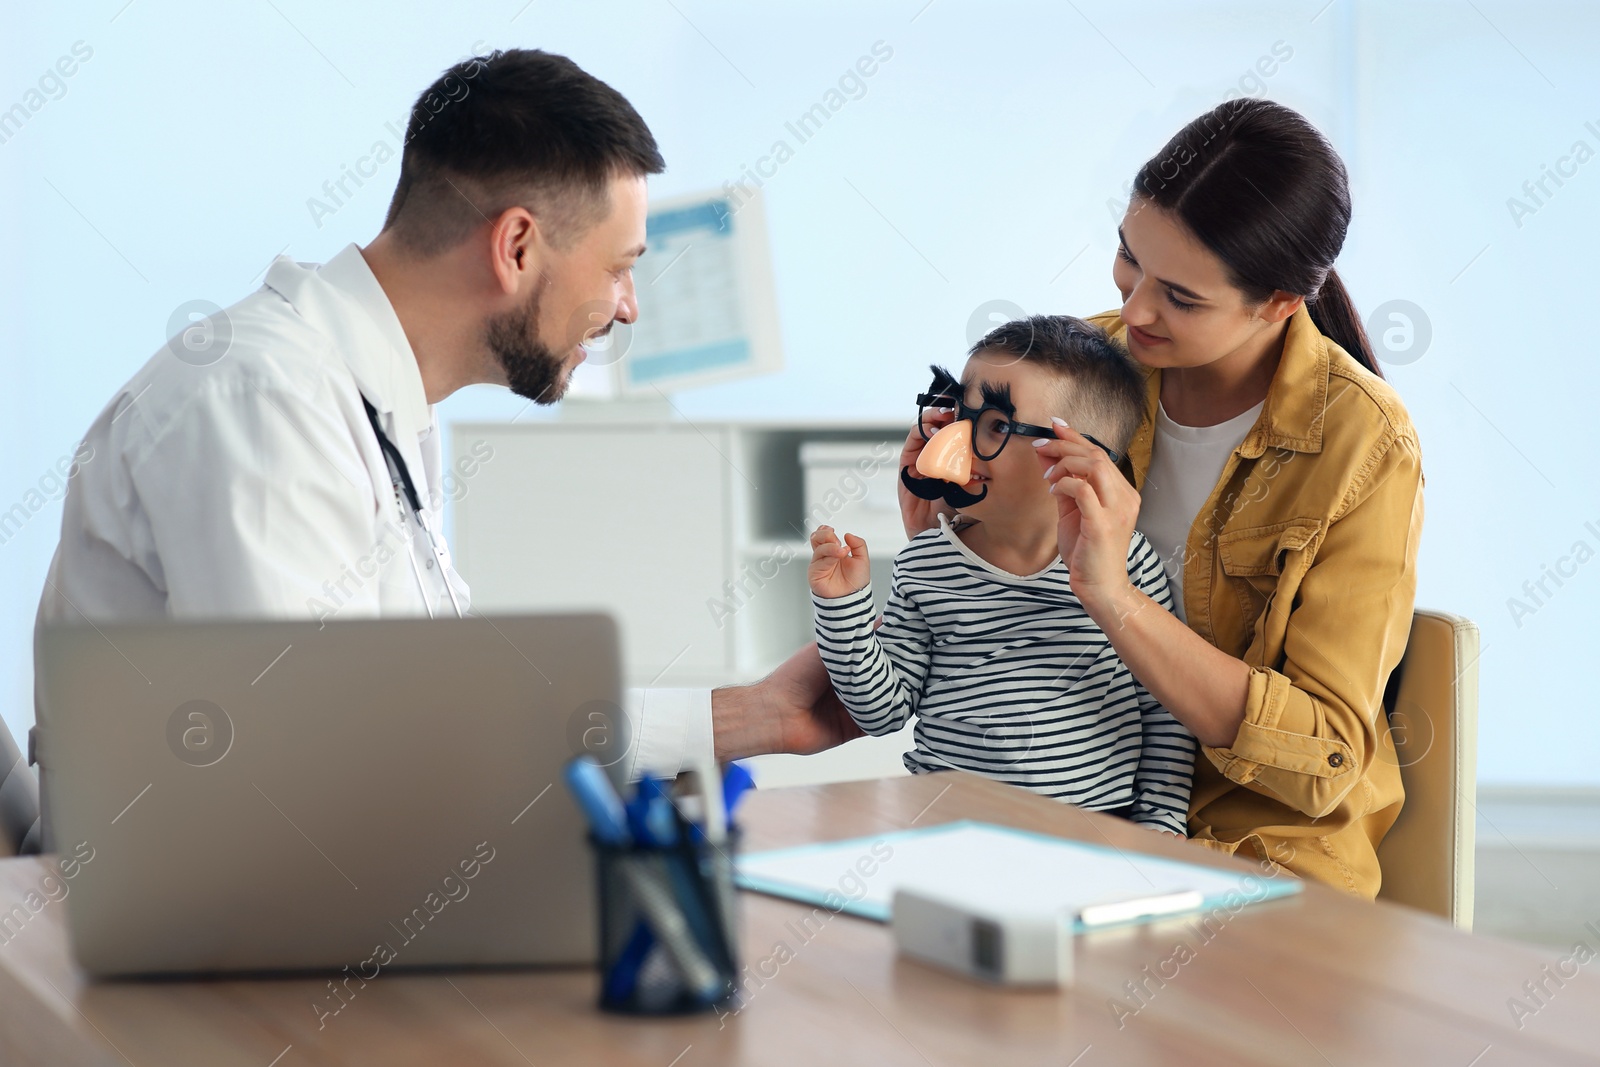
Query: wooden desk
1 773 1596 1066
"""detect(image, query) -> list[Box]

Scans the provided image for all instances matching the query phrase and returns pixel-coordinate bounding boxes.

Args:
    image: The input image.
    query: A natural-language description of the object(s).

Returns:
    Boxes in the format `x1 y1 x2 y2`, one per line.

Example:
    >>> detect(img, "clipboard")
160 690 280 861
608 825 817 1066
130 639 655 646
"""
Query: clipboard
734 820 1301 933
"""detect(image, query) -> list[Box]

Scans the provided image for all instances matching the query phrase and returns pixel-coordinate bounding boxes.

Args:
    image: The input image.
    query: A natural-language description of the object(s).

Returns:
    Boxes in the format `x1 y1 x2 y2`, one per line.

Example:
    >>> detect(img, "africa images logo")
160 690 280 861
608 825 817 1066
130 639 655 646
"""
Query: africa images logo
165 700 234 767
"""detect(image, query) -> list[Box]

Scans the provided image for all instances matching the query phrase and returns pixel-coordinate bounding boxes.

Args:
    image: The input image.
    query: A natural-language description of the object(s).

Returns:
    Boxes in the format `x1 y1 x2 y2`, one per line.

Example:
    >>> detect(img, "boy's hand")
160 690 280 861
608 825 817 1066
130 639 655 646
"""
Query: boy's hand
808 526 871 599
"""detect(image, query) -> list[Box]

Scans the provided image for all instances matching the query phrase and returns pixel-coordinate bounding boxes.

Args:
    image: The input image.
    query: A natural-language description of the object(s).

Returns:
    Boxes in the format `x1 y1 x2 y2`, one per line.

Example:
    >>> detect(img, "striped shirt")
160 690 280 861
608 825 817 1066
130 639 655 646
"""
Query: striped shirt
812 514 1195 834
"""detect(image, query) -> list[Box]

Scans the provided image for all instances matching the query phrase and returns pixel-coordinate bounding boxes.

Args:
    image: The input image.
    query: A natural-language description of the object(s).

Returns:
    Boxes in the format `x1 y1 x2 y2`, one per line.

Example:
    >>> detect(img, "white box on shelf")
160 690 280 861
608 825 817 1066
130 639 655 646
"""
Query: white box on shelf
799 440 906 547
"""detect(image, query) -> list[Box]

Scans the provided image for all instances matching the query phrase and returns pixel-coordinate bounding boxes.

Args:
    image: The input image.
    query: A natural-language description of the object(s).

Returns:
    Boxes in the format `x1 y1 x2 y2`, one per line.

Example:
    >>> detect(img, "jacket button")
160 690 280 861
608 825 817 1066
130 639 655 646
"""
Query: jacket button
1327 752 1344 768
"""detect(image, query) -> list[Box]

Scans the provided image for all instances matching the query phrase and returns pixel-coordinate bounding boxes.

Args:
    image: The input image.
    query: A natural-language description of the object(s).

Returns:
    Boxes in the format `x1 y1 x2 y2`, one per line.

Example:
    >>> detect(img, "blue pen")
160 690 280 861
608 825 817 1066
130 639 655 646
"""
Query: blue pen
604 923 655 1003
638 778 680 846
623 782 655 845
565 760 719 998
566 760 727 1004
665 797 735 987
601 774 727 1006
610 778 668 1002
653 783 723 953
722 762 755 821
564 757 631 845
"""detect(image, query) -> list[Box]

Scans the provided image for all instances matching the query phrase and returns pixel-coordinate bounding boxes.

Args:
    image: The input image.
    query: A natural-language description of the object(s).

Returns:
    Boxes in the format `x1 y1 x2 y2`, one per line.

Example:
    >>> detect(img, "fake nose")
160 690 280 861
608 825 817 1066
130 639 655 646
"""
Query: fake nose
916 419 974 484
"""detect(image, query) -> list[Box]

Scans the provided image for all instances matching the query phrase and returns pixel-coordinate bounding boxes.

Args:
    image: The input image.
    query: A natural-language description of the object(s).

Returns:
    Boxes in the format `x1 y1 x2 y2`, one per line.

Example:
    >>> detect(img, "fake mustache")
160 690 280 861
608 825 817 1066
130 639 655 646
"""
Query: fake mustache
900 465 988 508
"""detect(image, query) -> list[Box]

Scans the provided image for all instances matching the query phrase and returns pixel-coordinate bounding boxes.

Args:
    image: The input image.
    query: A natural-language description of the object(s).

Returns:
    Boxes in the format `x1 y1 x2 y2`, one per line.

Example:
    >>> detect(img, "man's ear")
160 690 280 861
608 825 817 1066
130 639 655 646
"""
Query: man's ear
1257 289 1304 325
487 206 542 297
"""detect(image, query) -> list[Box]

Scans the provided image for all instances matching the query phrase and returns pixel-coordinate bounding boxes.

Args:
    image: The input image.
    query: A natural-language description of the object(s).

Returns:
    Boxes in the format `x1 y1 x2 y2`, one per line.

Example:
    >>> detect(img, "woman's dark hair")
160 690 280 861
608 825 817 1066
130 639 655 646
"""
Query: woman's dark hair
1131 98 1382 378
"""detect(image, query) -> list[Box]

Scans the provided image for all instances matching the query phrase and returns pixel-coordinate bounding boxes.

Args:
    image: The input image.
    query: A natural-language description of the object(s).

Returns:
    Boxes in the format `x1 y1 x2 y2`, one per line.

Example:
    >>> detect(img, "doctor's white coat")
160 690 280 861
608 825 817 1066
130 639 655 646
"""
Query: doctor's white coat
35 243 707 791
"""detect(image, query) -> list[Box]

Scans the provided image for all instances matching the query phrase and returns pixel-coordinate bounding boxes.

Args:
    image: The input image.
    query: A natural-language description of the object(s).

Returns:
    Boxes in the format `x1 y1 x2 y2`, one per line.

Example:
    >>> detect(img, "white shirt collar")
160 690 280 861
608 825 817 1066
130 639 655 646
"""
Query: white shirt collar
262 243 431 440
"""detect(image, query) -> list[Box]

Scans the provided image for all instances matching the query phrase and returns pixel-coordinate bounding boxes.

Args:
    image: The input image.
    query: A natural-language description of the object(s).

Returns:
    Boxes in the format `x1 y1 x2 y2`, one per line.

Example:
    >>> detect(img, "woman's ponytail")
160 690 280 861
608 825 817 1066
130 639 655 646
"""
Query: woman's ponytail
1307 268 1383 379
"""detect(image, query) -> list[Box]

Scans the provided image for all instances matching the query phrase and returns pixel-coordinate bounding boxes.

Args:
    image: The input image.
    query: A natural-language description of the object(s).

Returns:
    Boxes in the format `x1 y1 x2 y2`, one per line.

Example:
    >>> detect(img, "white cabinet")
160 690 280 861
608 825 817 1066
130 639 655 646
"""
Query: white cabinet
455 422 733 677
451 418 919 786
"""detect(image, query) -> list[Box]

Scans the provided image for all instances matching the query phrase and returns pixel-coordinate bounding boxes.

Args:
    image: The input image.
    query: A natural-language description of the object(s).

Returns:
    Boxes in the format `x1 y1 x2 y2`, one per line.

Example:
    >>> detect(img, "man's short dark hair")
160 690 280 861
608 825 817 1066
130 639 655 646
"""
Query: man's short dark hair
382 48 666 255
969 315 1146 455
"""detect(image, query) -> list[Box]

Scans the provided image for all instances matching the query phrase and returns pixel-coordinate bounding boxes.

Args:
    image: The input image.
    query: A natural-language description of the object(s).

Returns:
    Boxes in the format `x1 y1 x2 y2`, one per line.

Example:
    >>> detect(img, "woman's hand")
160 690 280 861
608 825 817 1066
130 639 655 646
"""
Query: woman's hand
1033 417 1142 620
808 525 870 600
897 408 956 539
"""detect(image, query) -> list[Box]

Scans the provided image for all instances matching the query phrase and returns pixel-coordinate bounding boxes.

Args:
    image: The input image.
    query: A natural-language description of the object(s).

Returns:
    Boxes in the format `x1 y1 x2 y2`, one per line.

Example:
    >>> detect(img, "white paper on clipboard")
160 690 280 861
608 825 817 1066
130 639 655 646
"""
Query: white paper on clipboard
735 820 1301 932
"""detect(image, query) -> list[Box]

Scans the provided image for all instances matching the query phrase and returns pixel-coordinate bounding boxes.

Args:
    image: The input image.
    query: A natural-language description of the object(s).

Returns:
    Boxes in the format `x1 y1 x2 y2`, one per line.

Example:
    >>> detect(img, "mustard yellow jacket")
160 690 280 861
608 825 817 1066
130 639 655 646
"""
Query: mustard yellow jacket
1089 307 1424 899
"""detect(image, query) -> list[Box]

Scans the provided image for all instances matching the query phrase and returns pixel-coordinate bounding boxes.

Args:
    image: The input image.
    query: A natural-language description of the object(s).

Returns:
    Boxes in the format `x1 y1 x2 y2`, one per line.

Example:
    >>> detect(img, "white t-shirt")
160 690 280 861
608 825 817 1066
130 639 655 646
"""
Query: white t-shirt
1135 398 1265 624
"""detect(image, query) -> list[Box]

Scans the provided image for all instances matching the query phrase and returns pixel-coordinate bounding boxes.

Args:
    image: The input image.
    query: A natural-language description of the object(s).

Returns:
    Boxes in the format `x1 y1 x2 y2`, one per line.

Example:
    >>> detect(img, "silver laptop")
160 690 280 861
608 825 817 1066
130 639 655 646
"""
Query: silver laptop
34 614 627 977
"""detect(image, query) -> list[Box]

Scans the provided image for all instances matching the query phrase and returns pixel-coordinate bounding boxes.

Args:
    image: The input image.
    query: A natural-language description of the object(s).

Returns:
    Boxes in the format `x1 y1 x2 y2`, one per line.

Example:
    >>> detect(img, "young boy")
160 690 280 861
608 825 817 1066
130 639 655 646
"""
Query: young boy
808 315 1195 834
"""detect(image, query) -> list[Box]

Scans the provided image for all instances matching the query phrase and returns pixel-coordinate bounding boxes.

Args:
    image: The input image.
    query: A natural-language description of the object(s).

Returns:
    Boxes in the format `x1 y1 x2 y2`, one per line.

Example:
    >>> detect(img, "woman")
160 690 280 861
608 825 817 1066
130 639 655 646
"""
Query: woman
902 98 1422 898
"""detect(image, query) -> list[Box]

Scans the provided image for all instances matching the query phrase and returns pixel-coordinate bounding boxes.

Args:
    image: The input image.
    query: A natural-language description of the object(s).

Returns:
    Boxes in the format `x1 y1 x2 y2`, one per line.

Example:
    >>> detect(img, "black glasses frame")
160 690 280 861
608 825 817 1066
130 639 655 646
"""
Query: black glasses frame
915 369 1123 466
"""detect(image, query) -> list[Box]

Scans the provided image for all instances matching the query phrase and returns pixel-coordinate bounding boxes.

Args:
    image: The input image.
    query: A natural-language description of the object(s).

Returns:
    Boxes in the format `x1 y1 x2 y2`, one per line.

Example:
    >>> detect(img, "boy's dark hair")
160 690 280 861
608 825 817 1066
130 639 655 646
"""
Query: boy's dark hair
969 315 1145 455
382 48 665 256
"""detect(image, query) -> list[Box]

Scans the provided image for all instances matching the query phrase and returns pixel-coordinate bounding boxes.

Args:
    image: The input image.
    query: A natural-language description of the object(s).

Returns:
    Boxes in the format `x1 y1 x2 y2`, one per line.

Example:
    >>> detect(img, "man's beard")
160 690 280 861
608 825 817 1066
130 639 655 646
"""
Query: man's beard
485 279 569 404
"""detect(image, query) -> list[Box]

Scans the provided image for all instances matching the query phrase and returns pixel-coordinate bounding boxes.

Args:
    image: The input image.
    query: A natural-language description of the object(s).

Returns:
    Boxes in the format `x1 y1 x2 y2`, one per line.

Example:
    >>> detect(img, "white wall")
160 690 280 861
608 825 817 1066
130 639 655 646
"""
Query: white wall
3 1 1597 784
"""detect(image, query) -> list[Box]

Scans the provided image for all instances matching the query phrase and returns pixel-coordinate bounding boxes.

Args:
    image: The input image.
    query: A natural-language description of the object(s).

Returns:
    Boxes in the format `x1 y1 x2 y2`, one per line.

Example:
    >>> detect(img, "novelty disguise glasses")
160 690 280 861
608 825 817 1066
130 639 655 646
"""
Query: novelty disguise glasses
900 365 1123 508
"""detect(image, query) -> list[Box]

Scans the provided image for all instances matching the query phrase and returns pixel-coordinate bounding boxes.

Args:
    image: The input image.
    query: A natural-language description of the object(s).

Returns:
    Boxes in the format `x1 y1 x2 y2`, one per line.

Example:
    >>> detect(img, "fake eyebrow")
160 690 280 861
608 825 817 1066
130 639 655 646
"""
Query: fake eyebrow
927 364 960 395
977 380 1016 415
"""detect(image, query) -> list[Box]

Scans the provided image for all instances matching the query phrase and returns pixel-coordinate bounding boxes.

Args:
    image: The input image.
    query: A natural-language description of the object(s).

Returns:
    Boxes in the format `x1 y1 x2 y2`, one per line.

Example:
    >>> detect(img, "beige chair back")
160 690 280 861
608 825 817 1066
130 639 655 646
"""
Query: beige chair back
1376 609 1479 928
0 715 40 857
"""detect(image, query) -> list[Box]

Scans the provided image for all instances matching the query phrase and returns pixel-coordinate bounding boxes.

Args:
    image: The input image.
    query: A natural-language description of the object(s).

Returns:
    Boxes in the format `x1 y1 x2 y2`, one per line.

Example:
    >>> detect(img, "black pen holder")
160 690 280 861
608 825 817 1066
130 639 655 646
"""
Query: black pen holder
591 830 741 1014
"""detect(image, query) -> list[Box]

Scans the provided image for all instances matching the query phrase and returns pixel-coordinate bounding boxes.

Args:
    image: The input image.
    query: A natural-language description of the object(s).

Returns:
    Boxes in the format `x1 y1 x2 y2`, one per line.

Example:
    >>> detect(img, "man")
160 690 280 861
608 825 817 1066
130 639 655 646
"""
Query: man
29 49 855 848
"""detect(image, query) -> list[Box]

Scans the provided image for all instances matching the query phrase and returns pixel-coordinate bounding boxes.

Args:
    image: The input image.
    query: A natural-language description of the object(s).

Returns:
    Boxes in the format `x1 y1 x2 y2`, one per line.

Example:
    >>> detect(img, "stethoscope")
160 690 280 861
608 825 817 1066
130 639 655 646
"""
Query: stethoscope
361 396 465 620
